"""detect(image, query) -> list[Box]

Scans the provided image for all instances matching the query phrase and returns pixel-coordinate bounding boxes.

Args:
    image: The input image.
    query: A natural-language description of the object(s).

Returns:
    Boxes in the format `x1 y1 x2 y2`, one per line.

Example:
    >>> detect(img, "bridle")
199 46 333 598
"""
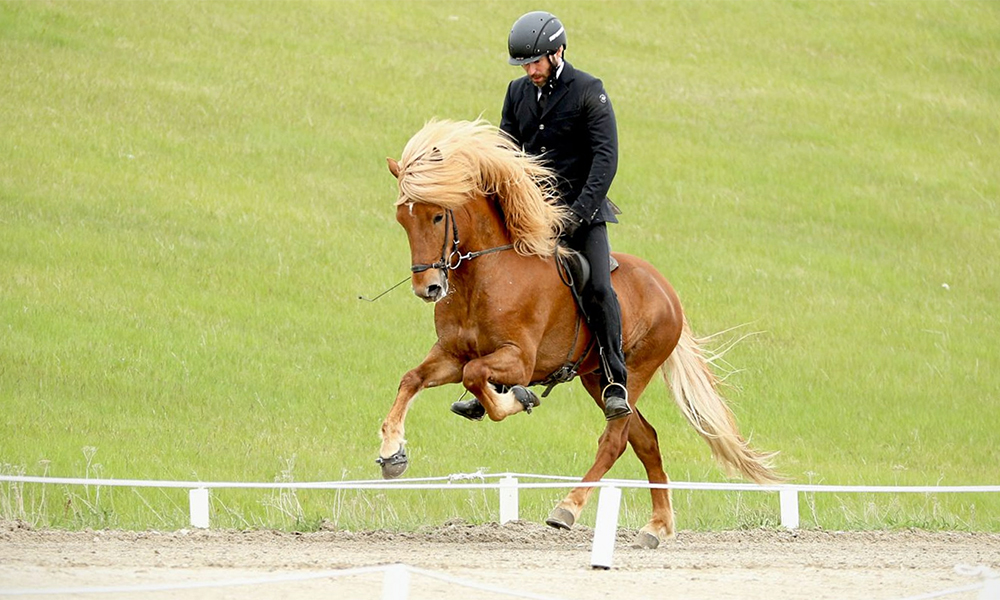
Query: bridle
410 208 514 276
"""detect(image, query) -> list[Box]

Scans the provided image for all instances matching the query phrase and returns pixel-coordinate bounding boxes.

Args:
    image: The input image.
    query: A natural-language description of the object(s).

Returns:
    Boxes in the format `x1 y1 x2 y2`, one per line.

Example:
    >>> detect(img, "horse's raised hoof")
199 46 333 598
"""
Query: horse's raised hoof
632 531 660 549
450 398 485 421
603 395 632 421
545 507 575 530
376 446 408 479
512 385 540 414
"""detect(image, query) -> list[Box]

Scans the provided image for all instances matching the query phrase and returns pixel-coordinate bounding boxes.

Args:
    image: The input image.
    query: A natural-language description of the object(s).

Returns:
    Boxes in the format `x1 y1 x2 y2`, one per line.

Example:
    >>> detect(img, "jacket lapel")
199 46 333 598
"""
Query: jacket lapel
541 62 575 118
530 84 544 118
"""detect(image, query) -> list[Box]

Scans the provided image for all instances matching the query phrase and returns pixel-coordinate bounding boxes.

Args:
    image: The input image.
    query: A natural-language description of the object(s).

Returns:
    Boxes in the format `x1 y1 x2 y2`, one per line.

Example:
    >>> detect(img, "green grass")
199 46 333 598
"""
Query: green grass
2 0 998 532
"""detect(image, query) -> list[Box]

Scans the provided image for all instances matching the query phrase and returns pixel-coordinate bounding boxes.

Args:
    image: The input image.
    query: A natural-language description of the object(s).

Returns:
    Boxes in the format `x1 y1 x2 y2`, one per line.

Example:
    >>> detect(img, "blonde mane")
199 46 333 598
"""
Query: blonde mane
393 119 570 257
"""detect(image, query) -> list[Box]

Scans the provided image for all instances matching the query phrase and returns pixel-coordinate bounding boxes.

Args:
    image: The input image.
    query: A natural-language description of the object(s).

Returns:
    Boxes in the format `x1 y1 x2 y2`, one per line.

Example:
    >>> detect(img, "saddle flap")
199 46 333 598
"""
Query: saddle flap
562 252 591 297
558 252 619 298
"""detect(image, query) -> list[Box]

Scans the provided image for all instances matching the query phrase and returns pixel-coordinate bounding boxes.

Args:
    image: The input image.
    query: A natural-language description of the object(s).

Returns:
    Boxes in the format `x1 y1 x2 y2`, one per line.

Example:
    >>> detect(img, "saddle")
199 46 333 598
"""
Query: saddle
557 249 619 308
533 250 619 397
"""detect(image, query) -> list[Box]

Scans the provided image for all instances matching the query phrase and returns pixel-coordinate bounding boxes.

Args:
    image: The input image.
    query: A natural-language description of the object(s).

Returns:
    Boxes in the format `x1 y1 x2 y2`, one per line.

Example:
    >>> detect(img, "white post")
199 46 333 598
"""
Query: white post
189 488 210 529
499 476 519 524
979 570 999 600
382 564 411 600
779 488 799 530
590 486 622 570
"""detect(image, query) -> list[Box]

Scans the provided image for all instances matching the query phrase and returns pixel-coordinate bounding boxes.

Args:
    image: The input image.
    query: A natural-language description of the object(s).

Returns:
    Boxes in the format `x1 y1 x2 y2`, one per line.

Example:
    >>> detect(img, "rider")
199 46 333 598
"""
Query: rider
450 11 631 422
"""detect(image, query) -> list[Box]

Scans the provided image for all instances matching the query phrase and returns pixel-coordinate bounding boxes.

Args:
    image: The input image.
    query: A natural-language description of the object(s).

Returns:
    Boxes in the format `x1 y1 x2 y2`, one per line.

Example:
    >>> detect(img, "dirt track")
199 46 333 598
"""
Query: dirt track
1 519 998 599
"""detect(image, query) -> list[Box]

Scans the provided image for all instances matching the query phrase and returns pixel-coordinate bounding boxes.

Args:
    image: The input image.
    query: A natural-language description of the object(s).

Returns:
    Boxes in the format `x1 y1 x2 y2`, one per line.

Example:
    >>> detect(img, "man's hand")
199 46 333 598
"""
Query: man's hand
561 211 585 238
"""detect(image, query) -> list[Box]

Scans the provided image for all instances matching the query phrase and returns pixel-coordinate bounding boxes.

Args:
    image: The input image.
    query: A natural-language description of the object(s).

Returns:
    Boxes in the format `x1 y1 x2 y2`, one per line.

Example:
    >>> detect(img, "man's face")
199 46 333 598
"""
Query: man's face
521 47 563 88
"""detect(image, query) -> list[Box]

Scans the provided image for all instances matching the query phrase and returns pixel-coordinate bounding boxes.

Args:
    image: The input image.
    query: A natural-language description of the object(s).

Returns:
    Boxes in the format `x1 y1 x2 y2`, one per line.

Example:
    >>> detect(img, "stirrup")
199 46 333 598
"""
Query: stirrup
602 383 631 421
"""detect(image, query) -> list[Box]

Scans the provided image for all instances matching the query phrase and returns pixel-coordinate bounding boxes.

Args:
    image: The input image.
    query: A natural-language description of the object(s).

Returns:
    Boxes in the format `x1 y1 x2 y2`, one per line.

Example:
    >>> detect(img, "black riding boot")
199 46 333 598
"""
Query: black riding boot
574 223 631 421
587 307 631 421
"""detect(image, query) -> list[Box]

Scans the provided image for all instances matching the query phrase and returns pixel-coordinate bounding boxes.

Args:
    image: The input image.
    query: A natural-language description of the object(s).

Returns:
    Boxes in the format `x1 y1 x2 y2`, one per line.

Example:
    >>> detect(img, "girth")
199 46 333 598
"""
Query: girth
532 321 595 398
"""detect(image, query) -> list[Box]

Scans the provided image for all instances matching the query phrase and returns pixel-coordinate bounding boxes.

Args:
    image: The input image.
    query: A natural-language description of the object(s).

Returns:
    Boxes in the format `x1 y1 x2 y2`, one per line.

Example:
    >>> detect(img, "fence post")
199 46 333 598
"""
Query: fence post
189 488 210 529
779 487 799 529
382 564 410 600
590 486 622 570
499 476 519 524
978 568 998 600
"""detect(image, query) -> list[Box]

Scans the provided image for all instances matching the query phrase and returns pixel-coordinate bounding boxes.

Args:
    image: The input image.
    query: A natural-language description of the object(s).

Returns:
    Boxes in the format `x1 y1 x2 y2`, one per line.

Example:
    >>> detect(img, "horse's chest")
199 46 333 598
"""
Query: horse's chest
435 304 508 359
440 321 490 357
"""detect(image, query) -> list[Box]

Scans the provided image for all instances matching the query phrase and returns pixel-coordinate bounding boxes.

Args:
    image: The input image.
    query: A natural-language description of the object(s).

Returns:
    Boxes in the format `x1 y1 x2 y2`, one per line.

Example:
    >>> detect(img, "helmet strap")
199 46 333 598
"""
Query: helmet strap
544 51 563 90
548 46 564 67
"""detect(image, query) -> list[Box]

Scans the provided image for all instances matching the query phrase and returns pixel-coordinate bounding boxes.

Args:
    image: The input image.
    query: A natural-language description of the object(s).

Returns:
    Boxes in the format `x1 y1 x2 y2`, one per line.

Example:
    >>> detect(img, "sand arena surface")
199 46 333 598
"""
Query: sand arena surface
2 519 998 599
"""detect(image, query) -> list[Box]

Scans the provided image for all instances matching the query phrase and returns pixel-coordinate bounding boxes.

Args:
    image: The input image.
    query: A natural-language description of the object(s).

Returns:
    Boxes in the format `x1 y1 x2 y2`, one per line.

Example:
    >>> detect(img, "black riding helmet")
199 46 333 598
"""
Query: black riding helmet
507 11 567 66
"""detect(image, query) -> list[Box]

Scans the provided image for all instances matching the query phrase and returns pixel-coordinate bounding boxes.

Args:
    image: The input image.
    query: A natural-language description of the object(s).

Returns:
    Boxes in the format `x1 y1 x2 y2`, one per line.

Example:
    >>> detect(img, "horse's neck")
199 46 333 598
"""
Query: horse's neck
448 199 544 295
460 197 514 251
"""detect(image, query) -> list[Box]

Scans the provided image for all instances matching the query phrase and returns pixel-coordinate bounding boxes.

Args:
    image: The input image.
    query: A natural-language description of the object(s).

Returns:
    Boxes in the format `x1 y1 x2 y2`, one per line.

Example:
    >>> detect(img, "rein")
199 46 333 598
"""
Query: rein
410 209 514 275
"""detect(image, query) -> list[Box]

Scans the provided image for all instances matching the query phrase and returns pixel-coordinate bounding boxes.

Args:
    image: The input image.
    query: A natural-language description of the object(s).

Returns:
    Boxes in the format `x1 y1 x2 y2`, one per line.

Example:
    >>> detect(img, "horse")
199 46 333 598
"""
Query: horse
377 119 781 548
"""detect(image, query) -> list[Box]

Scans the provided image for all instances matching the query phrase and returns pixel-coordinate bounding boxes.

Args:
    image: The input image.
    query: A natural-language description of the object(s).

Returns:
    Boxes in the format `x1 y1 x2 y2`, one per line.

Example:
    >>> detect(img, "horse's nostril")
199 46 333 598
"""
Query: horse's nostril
426 284 442 298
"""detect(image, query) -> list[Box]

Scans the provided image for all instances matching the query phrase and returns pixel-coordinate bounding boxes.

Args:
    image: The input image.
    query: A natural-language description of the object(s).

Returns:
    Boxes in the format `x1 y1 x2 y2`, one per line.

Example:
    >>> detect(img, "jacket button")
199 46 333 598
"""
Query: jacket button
541 146 547 152
539 124 545 130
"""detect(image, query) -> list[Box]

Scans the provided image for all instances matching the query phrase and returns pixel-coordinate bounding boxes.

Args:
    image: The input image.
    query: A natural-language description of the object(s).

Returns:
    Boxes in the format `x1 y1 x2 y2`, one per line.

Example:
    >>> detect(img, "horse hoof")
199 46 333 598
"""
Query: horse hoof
632 531 660 549
545 507 575 530
376 447 408 480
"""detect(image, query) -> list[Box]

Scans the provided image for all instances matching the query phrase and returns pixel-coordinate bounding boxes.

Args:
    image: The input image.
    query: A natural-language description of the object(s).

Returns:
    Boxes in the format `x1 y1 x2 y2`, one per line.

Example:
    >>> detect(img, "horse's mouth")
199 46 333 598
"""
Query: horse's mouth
415 281 448 303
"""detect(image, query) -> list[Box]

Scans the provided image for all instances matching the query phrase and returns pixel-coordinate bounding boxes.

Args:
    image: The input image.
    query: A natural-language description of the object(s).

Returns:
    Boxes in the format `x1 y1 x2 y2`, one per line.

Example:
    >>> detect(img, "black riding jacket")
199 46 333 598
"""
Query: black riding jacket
500 61 619 225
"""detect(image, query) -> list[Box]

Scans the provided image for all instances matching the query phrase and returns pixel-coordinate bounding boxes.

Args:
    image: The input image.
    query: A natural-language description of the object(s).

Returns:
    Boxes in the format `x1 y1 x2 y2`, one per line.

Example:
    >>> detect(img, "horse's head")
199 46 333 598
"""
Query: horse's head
389 157 451 303
387 119 569 303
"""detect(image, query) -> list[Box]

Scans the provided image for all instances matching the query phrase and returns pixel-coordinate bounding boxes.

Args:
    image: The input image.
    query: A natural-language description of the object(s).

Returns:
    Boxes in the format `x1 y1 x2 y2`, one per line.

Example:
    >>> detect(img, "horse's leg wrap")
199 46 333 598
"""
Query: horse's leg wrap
511 385 540 414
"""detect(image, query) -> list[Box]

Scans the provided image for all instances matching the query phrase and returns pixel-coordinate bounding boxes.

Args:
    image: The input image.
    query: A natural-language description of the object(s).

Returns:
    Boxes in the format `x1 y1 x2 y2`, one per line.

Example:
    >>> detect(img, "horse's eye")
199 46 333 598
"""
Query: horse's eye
433 213 445 225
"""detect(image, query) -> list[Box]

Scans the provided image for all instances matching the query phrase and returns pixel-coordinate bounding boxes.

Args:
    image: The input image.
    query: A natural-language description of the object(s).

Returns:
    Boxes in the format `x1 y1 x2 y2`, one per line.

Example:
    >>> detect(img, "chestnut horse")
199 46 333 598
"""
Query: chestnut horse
377 119 780 548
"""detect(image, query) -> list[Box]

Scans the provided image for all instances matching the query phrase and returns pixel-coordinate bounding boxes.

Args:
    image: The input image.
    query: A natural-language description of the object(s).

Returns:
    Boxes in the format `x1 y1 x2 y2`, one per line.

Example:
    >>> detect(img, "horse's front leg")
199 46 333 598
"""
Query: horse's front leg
378 345 462 479
462 345 537 422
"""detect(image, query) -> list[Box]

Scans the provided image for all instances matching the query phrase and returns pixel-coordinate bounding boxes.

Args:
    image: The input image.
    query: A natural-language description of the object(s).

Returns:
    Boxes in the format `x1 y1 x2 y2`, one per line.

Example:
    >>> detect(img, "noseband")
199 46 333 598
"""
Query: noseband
410 209 514 275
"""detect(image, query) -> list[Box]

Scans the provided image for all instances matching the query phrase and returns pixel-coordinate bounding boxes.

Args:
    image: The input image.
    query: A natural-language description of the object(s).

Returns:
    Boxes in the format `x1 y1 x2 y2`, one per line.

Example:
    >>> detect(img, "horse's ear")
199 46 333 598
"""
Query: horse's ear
386 157 401 179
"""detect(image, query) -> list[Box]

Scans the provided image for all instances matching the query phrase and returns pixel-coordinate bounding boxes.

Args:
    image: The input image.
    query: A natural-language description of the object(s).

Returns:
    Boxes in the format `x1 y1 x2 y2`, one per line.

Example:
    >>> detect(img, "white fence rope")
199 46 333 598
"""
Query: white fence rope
4 471 997 572
3 471 998 533
2 473 997 599
5 471 999 493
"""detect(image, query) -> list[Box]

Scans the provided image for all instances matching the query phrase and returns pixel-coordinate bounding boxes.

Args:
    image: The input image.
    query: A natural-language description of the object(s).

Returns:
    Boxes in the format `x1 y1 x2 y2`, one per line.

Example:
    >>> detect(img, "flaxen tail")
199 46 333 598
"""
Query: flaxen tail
663 319 783 484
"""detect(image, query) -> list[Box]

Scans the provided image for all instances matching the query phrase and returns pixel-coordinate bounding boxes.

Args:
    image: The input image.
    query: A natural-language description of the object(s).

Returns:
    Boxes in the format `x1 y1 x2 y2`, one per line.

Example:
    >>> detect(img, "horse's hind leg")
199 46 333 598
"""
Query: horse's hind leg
627 408 675 548
546 372 674 549
545 374 631 530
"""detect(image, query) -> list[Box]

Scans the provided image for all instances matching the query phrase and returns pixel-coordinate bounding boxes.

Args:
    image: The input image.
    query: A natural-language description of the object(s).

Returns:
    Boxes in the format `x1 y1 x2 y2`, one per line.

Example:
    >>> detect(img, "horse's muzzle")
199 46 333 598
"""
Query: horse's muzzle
412 273 448 303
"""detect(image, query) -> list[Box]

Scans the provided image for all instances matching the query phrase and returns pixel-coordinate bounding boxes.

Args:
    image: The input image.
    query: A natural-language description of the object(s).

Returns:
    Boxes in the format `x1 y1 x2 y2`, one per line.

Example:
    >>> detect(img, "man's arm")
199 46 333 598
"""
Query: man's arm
571 78 618 224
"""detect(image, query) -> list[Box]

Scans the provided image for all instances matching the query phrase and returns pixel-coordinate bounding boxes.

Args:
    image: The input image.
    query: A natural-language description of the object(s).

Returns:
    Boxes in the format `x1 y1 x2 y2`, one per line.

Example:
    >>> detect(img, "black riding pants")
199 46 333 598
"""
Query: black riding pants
564 222 628 396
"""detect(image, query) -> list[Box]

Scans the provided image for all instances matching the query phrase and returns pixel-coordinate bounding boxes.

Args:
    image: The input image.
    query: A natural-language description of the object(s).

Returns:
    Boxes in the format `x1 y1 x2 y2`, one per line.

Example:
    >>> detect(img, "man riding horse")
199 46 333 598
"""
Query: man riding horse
450 11 631 422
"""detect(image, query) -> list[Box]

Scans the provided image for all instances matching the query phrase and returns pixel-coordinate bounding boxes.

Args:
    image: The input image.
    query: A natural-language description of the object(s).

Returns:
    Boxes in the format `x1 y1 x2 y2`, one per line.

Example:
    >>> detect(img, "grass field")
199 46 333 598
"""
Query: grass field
2 0 998 532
